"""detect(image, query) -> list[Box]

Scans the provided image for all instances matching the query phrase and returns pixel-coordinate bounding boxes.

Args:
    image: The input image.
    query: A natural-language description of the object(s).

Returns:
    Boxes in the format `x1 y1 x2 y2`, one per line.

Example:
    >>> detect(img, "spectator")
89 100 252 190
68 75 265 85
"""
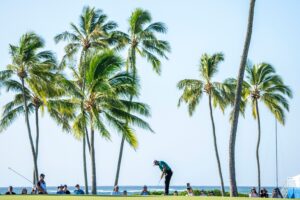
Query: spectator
123 190 128 196
5 186 16 195
36 173 47 194
74 184 84 195
260 188 269 198
173 190 178 196
64 185 71 194
200 190 207 196
249 187 258 197
141 185 150 196
112 185 121 195
57 185 65 194
21 188 28 195
272 188 283 198
186 187 194 196
208 191 214 196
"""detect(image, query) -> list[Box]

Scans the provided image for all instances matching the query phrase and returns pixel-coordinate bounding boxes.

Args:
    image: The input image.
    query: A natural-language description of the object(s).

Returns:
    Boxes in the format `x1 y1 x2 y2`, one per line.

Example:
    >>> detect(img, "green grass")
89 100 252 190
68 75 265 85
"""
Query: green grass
0 196 279 200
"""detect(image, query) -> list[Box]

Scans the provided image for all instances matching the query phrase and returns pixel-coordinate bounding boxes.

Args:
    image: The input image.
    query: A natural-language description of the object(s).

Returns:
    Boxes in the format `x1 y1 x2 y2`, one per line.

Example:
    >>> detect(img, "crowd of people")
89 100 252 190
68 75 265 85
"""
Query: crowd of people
249 187 283 198
1 173 285 197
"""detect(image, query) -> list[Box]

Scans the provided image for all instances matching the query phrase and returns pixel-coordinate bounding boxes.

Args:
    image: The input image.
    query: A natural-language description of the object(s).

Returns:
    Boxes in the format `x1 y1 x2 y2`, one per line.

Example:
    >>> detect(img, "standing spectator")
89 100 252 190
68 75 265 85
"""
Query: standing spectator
249 187 258 197
173 191 178 196
5 186 16 195
36 173 47 194
74 184 84 195
260 188 269 198
64 185 71 194
123 190 128 196
141 185 150 195
112 185 121 195
186 183 194 196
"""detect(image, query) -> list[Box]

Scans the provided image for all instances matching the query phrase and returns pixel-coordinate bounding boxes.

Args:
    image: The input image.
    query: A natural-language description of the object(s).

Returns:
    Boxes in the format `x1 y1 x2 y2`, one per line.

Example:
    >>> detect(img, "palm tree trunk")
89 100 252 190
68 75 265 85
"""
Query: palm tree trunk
83 131 89 194
114 52 136 186
20 78 38 184
208 95 225 196
85 126 91 153
114 136 125 186
229 0 256 196
90 120 97 194
33 106 40 184
80 49 89 194
255 100 261 196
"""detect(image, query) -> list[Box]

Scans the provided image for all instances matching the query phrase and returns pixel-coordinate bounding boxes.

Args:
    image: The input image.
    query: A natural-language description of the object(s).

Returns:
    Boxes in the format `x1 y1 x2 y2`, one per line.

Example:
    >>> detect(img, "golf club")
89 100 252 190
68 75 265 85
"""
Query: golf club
8 167 34 185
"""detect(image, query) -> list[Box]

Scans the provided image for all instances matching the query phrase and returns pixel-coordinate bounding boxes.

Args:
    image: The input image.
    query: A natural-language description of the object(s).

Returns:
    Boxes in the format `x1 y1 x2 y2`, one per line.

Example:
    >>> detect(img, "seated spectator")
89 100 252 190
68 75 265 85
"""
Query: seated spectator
208 191 214 196
272 188 283 198
200 190 207 196
21 188 28 195
64 185 71 194
112 185 121 195
5 186 16 195
186 187 194 196
141 185 150 196
260 188 269 198
123 190 128 196
249 187 258 197
74 184 84 195
57 185 65 194
173 190 178 196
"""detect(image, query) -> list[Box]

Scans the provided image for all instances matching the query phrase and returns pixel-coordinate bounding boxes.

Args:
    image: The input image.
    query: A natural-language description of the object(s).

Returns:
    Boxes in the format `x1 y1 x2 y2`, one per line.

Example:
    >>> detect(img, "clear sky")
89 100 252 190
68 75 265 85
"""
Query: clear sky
0 0 299 188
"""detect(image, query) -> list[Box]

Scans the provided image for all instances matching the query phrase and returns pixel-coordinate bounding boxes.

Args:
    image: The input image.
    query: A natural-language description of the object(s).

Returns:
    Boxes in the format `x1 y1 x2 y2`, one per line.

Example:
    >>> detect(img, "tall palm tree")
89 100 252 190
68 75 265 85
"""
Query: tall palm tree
60 50 152 194
242 63 292 195
54 6 119 193
0 32 57 184
114 8 171 186
177 53 232 196
229 0 256 196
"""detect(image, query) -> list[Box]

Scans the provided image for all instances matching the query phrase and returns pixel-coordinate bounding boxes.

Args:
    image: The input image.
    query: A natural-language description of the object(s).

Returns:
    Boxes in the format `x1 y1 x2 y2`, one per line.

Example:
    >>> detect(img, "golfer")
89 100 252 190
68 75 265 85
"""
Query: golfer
153 160 173 195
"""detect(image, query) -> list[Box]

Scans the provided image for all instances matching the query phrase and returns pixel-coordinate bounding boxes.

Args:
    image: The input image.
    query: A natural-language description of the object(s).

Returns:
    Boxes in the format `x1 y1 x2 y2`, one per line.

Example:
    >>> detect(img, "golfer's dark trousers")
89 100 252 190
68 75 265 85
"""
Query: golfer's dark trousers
164 170 173 195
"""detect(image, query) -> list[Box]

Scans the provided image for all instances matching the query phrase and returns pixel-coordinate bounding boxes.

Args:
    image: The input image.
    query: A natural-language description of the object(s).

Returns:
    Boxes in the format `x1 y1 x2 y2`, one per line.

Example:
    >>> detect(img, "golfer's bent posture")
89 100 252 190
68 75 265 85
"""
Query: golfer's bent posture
153 160 173 195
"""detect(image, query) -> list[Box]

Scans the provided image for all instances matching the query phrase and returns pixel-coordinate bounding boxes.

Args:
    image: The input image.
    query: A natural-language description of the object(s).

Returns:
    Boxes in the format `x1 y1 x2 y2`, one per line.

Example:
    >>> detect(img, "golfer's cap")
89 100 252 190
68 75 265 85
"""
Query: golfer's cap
40 173 45 177
153 160 158 165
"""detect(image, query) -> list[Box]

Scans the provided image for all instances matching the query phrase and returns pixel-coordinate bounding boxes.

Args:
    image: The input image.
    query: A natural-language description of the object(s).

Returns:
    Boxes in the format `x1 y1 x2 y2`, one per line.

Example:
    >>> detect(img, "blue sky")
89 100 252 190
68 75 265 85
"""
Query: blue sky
0 0 299 188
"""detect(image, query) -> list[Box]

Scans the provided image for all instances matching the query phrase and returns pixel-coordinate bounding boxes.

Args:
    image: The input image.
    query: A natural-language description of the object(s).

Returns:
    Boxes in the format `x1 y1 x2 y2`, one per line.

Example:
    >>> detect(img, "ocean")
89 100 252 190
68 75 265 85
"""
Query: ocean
0 186 276 195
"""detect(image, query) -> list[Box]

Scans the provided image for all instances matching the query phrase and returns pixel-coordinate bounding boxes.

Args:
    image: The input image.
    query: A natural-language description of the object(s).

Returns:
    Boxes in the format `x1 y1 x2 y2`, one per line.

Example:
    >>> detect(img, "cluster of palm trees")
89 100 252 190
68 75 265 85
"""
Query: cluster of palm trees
0 7 170 195
0 1 293 197
177 54 292 196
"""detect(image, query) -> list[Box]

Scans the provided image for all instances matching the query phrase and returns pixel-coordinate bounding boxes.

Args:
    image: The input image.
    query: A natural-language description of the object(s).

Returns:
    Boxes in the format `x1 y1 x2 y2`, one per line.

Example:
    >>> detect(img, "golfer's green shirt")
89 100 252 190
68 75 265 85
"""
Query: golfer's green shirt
158 161 171 171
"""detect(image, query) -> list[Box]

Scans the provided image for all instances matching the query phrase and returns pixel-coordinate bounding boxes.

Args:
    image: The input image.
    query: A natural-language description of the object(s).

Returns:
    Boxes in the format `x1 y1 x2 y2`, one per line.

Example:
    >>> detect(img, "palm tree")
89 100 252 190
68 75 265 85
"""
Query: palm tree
229 0 256 196
114 8 171 186
54 6 119 193
177 53 232 196
60 50 152 194
242 63 292 195
0 32 57 184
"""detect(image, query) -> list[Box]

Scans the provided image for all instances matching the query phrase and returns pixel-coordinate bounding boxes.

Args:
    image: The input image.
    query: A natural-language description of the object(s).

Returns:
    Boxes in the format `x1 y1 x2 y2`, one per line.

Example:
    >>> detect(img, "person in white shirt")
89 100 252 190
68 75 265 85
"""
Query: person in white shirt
111 185 121 195
249 187 258 197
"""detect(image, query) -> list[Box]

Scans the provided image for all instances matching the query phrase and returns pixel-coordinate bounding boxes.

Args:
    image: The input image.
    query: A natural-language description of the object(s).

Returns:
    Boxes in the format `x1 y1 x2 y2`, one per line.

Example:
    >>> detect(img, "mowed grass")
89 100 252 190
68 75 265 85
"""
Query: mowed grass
0 196 276 200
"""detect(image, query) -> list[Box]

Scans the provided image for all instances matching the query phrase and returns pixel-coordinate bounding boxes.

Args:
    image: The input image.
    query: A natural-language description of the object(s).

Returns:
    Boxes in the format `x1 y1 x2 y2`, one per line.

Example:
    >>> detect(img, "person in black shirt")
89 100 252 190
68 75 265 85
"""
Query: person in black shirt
64 185 71 194
5 186 16 195
260 188 269 198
